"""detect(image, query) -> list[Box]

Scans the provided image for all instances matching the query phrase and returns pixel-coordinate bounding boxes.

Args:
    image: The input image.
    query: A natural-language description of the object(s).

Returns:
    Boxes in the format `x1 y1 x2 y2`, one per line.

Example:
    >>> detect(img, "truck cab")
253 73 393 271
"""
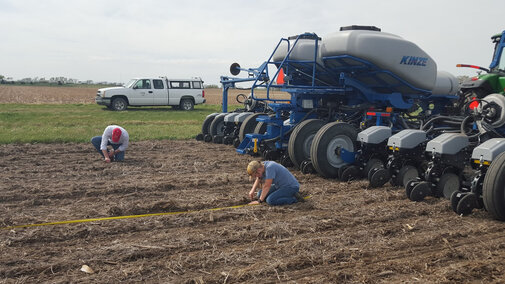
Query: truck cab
96 77 205 111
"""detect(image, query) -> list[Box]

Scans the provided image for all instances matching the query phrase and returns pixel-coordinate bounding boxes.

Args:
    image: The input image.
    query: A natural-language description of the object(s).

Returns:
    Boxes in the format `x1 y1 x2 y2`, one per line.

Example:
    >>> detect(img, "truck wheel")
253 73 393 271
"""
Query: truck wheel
288 119 326 169
310 122 357 178
111 97 127 111
180 99 194 111
483 151 505 221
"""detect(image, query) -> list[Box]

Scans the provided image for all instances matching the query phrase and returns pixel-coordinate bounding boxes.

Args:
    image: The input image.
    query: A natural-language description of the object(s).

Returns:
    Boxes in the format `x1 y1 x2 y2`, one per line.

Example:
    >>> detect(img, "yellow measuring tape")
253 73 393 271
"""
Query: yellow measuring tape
1 196 310 230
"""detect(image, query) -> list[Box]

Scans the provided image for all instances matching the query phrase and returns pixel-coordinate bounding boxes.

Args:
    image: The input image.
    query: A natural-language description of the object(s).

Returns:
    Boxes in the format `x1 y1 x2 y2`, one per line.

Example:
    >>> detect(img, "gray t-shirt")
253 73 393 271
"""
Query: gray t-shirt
263 161 299 189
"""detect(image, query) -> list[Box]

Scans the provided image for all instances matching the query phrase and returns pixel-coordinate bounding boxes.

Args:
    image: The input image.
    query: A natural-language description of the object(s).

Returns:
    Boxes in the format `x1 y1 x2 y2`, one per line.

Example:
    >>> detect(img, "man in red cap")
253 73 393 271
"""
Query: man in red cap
91 125 129 163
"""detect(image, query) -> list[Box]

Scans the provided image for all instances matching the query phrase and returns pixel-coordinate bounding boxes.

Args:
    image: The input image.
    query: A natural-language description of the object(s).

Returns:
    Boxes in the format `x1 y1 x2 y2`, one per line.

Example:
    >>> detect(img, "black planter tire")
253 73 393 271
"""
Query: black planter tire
201 113 218 136
253 121 268 135
288 119 326 169
436 173 460 199
482 151 505 221
363 158 383 179
397 165 419 187
209 115 225 137
239 113 264 142
310 122 358 178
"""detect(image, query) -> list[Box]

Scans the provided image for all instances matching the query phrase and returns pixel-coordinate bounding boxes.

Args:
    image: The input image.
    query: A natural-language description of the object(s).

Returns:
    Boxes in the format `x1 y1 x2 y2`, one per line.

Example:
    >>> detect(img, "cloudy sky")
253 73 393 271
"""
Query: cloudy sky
1 0 504 85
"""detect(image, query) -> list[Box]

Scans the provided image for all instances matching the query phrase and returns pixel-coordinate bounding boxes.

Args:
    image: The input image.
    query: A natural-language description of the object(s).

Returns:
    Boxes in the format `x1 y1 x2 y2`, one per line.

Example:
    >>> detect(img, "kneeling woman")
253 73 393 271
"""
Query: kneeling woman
247 160 300 205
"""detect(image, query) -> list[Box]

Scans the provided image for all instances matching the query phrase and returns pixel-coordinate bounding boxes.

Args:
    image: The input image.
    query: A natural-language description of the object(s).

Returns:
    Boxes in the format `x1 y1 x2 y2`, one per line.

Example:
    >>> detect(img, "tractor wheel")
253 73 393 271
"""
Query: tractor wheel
209 115 225 138
202 113 219 137
397 165 419 187
436 173 460 199
239 113 264 142
482 151 505 221
111 97 127 111
288 119 326 169
310 122 357 178
363 158 383 179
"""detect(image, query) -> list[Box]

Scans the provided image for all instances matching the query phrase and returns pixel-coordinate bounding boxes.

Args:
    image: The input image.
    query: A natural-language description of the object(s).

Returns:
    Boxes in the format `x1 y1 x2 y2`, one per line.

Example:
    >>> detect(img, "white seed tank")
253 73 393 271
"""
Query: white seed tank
320 29 437 91
272 36 323 66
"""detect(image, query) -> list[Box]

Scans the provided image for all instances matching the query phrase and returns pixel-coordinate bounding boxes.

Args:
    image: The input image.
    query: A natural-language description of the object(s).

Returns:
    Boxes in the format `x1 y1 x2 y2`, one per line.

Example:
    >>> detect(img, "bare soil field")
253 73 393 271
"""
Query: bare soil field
2 140 505 283
0 85 288 106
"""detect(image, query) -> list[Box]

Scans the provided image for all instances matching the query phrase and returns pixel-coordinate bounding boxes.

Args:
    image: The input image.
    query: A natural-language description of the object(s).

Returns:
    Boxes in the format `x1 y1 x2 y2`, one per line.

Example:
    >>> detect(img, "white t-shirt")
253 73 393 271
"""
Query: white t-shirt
100 125 129 152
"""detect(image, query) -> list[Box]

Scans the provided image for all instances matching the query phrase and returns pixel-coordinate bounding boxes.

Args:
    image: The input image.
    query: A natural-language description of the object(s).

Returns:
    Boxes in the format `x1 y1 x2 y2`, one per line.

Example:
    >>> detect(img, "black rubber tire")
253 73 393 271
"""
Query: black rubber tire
111 97 127 111
201 114 219 136
436 173 460 199
310 122 358 178
450 191 463 214
253 121 268 135
209 115 225 137
405 180 417 199
363 158 383 179
369 168 390 188
397 165 419 187
409 182 431 202
456 192 478 215
340 165 360 182
180 98 194 111
483 151 505 221
239 113 264 142
288 119 326 169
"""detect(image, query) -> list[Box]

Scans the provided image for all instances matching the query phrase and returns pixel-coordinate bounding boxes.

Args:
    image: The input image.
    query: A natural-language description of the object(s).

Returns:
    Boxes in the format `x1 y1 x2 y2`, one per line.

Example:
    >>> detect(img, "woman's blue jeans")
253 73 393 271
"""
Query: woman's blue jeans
257 184 299 205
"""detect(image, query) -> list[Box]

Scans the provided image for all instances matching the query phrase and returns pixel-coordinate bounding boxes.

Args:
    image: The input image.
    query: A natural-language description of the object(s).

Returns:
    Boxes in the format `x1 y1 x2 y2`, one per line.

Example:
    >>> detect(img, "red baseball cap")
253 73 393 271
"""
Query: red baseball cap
112 128 122 142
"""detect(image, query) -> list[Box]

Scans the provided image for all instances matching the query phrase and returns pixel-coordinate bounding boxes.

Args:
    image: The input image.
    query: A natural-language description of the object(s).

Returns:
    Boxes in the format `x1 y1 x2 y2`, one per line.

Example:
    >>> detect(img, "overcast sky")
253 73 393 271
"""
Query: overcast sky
1 0 504 85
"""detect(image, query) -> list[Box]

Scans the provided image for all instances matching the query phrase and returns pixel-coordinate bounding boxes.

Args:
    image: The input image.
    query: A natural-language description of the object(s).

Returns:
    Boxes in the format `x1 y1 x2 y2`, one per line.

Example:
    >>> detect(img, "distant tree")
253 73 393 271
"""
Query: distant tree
0 75 4 80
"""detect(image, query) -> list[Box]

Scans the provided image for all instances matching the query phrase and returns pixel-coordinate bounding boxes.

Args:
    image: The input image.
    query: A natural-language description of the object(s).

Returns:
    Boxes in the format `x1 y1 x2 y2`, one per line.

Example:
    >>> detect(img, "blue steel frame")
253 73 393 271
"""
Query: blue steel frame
490 30 505 70
221 32 458 156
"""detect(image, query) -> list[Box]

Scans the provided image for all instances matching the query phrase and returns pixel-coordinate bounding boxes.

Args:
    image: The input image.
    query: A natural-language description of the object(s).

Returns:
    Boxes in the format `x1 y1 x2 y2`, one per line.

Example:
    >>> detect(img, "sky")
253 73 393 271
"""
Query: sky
1 0 504 85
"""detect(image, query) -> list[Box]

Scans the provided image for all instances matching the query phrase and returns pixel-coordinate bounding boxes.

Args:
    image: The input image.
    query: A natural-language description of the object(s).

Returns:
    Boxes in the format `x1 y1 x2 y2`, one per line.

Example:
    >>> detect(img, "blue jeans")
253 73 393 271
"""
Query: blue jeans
257 184 299 206
91 136 125 161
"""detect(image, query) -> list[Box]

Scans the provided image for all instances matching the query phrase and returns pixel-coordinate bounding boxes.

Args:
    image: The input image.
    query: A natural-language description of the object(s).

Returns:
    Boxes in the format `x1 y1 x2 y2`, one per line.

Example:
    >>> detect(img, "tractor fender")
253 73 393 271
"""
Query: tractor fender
460 78 493 93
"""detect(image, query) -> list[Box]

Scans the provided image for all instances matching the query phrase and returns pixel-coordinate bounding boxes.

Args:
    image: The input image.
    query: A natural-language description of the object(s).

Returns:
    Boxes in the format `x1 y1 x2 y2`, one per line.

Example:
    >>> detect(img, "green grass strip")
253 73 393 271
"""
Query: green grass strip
0 104 223 144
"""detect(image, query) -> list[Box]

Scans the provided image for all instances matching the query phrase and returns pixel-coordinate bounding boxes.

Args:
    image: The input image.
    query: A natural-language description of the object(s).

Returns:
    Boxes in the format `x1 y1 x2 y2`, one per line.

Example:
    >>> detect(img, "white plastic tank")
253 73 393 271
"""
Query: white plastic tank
321 29 437 91
272 36 323 65
431 71 460 95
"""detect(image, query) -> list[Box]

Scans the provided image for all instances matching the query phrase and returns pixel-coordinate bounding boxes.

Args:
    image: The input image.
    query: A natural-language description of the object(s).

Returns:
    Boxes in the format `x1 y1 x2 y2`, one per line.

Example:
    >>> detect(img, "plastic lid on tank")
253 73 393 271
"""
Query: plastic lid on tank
340 25 381 32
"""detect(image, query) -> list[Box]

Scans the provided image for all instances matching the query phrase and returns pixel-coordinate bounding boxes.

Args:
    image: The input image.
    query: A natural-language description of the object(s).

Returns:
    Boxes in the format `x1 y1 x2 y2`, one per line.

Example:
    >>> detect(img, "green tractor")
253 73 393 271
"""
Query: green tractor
457 30 505 108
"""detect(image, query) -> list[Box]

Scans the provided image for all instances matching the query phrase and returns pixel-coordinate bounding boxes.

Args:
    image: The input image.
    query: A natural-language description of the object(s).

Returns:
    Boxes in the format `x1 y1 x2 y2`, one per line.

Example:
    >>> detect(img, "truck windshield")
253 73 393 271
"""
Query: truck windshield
124 79 137 88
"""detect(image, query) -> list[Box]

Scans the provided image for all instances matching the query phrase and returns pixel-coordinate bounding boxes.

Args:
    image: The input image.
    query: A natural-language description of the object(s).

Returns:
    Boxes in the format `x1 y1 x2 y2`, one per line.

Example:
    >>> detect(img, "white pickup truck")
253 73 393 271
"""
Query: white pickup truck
95 77 206 111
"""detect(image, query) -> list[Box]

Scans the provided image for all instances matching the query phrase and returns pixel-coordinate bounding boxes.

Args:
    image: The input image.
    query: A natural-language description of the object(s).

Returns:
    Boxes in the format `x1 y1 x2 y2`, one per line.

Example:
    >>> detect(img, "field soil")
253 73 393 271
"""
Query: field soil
2 140 505 283
0 85 288 106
